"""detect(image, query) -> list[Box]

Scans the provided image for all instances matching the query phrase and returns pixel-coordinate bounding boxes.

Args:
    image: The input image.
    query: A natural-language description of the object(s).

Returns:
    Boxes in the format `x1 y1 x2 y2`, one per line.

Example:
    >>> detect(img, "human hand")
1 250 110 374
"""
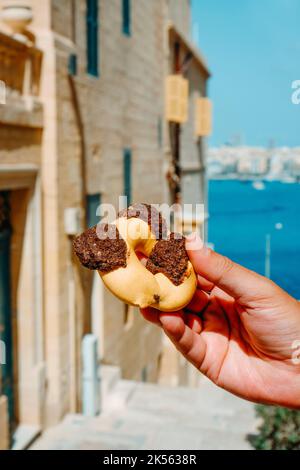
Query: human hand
141 234 300 409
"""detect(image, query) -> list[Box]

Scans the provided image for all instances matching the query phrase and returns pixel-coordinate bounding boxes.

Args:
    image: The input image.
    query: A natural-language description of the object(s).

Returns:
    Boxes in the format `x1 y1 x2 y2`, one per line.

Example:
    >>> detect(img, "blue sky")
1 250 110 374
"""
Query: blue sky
191 0 300 147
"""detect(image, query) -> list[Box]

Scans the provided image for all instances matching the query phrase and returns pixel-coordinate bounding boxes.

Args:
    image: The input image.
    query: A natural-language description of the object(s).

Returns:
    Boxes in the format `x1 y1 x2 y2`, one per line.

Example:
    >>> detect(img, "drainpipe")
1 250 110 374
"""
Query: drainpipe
82 334 101 416
68 72 87 227
173 41 181 205
67 63 98 414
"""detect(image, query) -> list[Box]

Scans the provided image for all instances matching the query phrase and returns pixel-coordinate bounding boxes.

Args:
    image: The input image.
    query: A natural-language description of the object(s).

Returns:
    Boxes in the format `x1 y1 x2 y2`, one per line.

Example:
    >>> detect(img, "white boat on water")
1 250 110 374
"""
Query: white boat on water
281 177 296 184
252 181 265 190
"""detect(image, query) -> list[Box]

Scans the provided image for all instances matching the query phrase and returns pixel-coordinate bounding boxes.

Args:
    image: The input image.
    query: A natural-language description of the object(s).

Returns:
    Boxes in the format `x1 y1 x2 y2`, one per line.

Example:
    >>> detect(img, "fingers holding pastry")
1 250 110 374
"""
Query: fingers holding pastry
140 307 202 336
73 204 197 312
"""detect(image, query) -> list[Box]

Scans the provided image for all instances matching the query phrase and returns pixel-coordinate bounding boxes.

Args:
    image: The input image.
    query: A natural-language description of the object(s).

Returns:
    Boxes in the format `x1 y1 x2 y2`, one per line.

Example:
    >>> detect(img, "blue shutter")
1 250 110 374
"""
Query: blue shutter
87 193 101 228
122 0 131 36
87 0 99 76
123 149 132 204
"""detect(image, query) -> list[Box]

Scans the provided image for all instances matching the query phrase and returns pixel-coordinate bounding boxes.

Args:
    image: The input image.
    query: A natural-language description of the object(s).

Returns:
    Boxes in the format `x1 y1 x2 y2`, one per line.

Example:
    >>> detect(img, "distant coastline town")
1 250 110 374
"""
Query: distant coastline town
207 147 300 182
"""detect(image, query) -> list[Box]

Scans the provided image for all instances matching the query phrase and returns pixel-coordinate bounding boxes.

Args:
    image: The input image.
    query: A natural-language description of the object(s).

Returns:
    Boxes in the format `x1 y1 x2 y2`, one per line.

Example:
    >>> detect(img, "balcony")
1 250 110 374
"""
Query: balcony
0 30 42 98
0 30 43 126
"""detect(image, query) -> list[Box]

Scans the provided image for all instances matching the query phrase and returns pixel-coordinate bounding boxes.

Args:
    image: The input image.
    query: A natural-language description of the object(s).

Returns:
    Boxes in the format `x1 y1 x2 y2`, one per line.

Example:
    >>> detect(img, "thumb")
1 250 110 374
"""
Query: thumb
186 233 272 302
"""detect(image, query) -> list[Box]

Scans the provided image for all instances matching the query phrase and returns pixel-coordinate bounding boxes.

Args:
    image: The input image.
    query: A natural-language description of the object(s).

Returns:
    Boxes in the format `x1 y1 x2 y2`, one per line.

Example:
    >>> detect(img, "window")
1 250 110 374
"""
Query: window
86 0 99 76
123 148 132 204
122 0 131 36
86 193 101 228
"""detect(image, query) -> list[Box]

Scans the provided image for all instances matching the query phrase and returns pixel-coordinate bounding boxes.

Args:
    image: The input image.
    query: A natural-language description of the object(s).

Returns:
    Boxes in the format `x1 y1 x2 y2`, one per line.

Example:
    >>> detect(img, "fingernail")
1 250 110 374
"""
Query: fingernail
186 232 198 242
186 232 203 251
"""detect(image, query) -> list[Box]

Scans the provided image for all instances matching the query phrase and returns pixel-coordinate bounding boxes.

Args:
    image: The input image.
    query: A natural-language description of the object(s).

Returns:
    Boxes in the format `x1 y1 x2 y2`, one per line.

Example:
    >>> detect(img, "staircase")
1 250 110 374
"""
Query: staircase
30 366 258 450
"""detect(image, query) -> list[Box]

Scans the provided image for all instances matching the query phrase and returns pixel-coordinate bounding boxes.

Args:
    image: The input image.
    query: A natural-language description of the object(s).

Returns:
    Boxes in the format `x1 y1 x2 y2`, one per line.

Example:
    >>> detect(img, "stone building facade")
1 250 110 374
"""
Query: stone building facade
0 0 210 449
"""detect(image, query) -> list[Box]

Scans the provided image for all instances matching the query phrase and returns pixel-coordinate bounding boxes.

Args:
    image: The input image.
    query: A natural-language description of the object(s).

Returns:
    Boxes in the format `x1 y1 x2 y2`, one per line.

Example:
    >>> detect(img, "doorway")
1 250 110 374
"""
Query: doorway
0 192 15 437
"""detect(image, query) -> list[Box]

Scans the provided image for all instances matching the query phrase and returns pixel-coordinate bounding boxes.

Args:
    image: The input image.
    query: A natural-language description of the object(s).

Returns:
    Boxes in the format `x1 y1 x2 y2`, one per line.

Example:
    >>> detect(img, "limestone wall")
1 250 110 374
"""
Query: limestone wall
33 0 168 424
0 0 209 437
0 396 9 450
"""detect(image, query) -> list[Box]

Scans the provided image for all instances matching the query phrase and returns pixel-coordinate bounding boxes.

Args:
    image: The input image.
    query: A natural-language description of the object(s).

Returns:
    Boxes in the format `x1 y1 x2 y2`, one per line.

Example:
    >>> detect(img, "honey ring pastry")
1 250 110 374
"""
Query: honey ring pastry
73 204 197 312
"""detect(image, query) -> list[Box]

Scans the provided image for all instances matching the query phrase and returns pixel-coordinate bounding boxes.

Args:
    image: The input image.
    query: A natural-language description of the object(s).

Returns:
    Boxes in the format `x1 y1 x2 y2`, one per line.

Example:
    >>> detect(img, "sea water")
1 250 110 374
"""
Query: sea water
208 180 300 299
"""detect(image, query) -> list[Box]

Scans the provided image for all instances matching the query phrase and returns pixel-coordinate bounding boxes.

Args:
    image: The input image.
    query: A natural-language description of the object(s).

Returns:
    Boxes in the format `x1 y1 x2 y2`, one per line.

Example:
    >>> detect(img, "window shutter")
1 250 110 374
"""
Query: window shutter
195 97 212 137
165 75 189 124
87 0 99 76
87 193 101 228
123 149 132 204
122 0 131 36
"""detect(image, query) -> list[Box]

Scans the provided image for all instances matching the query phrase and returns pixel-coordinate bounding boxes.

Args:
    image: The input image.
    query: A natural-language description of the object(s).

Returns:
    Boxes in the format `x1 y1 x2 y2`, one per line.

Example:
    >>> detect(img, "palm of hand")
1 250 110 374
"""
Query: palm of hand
142 237 300 409
142 282 300 409
194 285 300 407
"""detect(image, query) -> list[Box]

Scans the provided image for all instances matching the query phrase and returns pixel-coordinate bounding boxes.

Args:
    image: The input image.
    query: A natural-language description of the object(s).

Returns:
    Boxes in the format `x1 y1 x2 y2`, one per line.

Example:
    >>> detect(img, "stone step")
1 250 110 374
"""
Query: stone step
32 410 254 451
112 378 256 419
31 377 258 451
110 406 258 436
12 425 41 450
